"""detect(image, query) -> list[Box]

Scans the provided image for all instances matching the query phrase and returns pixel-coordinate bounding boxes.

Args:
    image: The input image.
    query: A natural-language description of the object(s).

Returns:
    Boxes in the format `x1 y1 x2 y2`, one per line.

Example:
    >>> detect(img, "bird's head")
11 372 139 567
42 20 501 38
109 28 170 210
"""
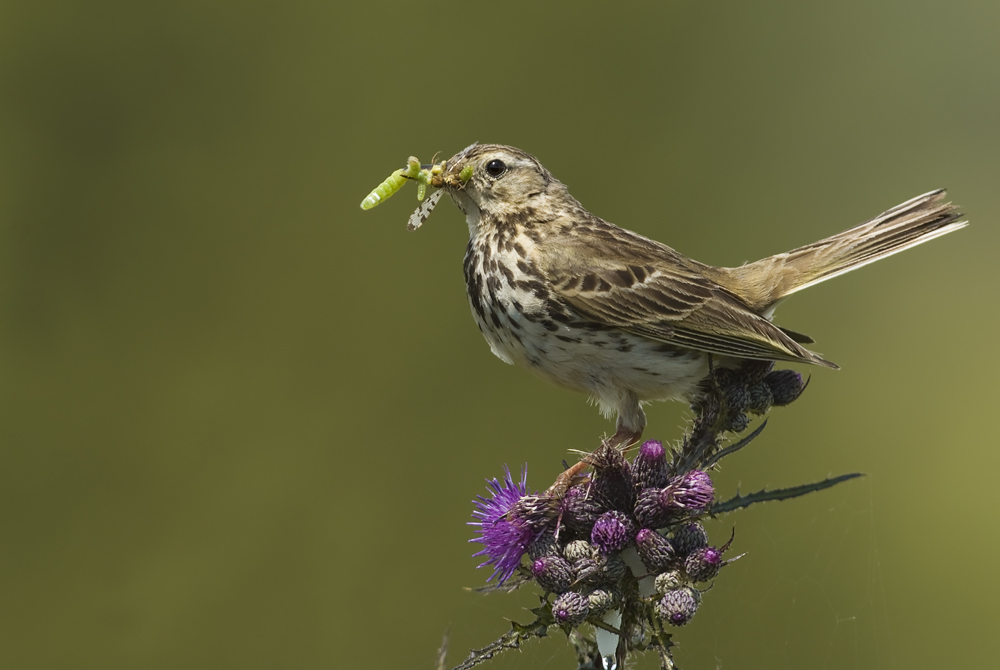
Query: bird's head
435 143 575 232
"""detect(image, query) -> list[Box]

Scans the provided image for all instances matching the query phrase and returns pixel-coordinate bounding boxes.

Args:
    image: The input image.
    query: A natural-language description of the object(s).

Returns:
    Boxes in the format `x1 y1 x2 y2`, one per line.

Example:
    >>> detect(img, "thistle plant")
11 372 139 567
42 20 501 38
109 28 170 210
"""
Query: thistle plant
451 361 861 670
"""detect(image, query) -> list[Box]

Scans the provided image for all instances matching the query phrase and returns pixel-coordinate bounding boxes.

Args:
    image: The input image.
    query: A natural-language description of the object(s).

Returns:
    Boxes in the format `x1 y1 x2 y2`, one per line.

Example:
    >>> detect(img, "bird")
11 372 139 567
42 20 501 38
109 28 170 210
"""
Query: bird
428 143 966 447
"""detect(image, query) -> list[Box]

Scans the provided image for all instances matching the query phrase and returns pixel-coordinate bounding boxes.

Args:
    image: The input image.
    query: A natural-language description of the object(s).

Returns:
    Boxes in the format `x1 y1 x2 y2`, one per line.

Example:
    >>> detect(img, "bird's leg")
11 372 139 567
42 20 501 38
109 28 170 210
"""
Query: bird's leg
606 423 643 450
609 391 645 450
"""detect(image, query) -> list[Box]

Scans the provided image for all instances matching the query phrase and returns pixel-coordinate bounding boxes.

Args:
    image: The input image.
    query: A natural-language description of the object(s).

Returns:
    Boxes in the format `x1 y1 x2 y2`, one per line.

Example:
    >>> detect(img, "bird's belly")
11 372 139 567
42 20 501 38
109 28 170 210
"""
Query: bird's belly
464 237 710 407
498 323 709 402
467 281 708 402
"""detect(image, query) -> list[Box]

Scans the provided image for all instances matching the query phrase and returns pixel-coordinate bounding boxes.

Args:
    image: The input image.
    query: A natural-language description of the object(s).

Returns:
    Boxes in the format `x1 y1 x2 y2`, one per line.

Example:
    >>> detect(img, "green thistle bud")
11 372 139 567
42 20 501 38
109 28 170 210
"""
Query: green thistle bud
563 540 596 563
654 569 685 594
586 587 621 615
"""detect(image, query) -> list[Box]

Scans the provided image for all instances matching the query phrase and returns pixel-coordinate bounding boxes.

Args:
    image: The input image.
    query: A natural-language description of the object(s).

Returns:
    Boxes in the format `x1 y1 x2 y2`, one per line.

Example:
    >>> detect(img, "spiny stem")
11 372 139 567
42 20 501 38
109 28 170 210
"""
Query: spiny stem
711 473 864 516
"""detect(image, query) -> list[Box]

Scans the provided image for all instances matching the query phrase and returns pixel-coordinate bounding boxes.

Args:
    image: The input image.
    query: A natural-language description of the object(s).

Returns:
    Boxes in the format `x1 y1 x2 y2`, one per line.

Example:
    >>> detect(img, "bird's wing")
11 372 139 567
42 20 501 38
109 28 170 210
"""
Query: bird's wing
541 225 837 368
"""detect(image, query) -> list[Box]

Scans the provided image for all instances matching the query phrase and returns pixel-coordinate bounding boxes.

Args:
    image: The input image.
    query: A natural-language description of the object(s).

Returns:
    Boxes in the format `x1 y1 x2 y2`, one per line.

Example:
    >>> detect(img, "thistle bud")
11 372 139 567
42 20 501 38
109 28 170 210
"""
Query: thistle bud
766 369 805 406
725 383 751 415
684 546 723 582
509 494 559 531
670 470 714 514
634 487 674 529
563 540 597 563
672 522 710 556
590 510 635 555
656 587 701 627
696 392 721 425
531 555 575 593
654 569 685 594
574 553 627 586
726 411 750 433
588 444 635 512
632 440 669 490
552 591 590 625
586 588 620 615
739 359 774 383
635 528 676 572
712 367 739 390
573 557 601 585
602 554 628 583
527 531 560 561
747 381 774 415
560 485 602 534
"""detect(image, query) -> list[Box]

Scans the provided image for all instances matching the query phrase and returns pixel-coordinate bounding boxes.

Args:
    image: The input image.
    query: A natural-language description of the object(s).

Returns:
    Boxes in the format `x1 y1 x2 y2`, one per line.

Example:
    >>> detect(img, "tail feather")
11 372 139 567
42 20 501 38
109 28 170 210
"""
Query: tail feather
723 190 967 313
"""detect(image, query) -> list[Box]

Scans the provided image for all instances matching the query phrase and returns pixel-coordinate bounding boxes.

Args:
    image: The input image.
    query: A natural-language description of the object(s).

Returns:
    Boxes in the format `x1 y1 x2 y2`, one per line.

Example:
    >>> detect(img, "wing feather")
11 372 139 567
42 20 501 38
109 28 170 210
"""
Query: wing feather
541 222 836 368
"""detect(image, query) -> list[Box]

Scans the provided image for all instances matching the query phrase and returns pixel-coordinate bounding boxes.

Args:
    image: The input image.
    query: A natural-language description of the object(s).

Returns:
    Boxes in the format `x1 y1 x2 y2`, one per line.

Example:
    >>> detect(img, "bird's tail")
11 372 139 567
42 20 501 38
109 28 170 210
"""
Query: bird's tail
722 190 966 313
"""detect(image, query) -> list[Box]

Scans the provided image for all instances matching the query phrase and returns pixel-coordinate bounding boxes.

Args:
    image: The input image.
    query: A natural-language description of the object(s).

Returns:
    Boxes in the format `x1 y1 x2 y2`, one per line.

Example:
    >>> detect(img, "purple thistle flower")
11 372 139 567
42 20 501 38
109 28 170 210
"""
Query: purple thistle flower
671 470 714 513
684 546 723 582
469 465 547 584
591 510 635 555
634 469 713 529
632 439 669 490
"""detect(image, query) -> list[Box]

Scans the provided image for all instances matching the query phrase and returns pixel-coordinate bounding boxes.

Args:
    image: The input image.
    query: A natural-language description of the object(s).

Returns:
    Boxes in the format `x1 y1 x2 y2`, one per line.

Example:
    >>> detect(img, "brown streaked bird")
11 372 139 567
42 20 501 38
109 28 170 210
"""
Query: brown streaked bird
429 143 966 447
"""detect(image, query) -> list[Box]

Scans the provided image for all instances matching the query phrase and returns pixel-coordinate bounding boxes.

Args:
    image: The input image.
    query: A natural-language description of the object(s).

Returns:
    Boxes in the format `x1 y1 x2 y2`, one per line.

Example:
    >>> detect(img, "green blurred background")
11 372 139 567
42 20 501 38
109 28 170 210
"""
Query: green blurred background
1 1 997 668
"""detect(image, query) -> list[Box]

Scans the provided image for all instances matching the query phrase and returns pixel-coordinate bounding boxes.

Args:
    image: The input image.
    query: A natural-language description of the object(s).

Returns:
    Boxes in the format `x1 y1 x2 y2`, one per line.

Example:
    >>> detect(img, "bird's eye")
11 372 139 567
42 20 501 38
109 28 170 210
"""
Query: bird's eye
485 159 507 178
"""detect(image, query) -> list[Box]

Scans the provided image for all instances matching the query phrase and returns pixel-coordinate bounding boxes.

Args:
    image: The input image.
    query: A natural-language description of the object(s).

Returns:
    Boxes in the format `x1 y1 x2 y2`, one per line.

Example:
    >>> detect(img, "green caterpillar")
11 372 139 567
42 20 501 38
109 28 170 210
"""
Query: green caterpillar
360 153 474 211
360 157 422 210
359 169 407 210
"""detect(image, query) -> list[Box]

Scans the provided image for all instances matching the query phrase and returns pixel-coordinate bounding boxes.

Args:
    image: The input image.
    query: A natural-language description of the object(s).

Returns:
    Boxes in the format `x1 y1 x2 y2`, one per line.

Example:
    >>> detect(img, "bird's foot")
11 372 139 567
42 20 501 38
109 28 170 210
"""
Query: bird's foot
545 459 590 498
